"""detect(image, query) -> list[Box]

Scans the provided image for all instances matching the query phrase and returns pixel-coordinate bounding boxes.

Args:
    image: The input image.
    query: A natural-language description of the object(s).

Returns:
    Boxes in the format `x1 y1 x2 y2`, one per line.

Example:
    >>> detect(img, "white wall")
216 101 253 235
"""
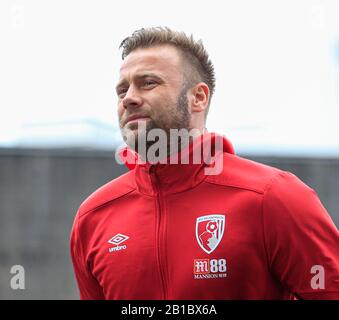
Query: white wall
0 0 338 155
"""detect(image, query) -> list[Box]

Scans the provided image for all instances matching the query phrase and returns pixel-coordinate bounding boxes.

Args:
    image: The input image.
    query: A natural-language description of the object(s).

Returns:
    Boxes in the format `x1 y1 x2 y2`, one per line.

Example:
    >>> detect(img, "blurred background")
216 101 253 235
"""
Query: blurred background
0 0 338 299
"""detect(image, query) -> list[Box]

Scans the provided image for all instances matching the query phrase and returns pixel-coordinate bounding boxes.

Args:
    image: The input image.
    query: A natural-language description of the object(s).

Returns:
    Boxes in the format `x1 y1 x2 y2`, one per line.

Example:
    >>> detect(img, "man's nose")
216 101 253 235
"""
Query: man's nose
122 86 143 109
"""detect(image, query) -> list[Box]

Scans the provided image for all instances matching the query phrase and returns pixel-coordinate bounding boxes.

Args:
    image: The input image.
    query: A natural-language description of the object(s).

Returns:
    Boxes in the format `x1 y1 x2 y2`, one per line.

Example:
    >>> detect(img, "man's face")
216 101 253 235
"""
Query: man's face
116 45 191 152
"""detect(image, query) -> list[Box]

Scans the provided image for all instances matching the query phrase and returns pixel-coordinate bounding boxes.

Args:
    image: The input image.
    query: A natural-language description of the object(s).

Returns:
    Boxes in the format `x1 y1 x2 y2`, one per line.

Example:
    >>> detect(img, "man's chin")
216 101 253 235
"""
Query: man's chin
121 126 147 149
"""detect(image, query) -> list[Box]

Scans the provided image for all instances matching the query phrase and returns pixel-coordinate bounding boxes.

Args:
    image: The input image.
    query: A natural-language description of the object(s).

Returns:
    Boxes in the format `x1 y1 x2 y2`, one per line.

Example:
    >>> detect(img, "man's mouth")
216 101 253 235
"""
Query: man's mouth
125 115 150 126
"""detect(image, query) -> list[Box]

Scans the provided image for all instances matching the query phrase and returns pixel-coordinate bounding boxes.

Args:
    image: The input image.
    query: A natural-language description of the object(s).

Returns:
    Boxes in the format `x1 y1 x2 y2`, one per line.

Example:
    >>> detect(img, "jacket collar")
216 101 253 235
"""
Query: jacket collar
119 132 235 196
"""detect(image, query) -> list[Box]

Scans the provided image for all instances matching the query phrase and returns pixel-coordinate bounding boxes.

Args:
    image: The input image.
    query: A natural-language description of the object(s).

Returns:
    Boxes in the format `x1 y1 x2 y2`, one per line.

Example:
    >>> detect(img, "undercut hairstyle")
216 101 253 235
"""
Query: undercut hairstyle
119 26 216 119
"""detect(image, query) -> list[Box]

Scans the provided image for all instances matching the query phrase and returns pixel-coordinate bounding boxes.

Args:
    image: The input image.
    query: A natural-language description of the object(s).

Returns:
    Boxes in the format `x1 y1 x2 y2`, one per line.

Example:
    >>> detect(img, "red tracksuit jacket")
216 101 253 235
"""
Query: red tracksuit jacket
70 132 339 299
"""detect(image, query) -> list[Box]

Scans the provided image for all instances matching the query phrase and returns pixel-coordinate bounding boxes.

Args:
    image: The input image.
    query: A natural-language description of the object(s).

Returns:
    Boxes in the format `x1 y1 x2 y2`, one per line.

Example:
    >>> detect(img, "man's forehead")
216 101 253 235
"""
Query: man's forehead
119 45 182 78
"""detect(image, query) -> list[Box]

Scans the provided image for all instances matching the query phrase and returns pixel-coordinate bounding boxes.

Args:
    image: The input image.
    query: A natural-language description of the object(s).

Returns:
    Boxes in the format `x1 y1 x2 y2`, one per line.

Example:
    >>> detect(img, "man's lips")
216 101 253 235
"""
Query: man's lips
124 115 150 126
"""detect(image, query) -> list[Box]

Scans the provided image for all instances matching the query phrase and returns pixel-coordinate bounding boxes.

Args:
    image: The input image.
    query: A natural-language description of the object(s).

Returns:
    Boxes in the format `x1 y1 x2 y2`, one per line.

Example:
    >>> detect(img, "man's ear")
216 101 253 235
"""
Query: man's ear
189 82 210 113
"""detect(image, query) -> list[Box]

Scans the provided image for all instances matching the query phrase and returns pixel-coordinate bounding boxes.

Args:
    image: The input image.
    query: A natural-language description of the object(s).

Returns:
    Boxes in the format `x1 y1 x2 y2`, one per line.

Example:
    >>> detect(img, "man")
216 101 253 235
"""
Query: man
70 27 339 299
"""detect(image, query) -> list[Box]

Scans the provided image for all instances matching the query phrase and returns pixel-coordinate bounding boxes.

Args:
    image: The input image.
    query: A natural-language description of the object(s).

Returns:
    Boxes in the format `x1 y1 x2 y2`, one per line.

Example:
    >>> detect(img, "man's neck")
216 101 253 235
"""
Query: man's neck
137 127 207 164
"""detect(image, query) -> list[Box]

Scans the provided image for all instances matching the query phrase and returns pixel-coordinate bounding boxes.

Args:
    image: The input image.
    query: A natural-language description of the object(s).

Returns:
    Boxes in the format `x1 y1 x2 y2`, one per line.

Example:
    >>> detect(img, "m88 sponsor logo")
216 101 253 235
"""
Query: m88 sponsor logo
193 258 227 279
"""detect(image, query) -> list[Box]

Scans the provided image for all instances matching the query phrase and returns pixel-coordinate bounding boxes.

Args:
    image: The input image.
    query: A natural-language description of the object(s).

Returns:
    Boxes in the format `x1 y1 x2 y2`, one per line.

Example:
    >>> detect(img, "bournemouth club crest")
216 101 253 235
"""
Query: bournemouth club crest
196 214 225 254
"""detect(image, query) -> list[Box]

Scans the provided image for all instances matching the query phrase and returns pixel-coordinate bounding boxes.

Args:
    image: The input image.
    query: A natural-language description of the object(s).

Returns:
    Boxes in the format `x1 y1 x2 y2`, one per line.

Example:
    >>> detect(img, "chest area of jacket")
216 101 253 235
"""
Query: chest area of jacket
85 186 265 284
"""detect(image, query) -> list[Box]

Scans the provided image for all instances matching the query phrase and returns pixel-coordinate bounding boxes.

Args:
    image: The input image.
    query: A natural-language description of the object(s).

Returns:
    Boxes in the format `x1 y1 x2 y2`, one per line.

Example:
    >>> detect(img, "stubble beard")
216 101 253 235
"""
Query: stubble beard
120 87 191 160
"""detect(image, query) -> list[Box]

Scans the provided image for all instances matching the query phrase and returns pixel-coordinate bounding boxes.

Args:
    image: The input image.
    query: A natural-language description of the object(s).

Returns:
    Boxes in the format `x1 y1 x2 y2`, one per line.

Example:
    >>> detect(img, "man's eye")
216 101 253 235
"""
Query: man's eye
144 80 156 87
117 89 127 97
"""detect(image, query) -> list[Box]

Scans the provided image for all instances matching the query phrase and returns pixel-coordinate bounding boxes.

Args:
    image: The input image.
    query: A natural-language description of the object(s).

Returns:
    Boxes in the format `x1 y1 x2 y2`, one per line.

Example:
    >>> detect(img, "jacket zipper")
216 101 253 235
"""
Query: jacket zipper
150 166 168 299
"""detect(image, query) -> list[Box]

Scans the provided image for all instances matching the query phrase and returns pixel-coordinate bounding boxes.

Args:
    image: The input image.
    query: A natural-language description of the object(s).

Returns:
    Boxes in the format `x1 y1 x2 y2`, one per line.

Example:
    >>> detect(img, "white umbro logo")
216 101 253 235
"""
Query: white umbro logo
108 234 129 253
108 233 129 245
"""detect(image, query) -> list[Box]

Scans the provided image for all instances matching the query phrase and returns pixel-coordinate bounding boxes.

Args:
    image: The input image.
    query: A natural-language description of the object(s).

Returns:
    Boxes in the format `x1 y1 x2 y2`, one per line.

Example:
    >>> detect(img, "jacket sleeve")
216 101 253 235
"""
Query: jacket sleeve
262 171 339 299
70 211 105 300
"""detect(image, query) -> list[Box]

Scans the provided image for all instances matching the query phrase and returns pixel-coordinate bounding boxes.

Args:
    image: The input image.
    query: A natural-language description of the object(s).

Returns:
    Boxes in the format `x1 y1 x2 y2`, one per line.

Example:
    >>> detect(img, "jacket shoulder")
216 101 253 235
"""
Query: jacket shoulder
205 153 289 194
78 170 136 216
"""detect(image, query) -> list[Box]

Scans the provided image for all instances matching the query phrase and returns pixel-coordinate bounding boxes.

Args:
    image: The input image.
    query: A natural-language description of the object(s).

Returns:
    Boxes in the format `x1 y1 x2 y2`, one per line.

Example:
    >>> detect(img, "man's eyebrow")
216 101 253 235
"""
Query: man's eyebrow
138 73 164 82
115 73 164 91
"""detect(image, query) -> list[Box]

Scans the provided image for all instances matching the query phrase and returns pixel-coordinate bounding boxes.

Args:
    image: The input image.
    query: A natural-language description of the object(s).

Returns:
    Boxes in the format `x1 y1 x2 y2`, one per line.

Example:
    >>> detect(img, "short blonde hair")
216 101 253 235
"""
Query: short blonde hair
119 26 215 117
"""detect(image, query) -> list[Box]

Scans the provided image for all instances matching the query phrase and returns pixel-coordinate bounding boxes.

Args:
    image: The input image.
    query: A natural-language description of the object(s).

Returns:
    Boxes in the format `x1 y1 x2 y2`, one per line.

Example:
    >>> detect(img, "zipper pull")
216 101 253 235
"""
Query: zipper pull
149 165 159 194
149 165 156 175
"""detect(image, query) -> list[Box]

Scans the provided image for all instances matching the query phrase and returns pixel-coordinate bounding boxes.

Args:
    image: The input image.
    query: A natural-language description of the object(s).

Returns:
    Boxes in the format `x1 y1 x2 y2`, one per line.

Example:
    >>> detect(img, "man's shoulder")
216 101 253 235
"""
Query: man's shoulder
205 153 293 194
77 170 136 217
